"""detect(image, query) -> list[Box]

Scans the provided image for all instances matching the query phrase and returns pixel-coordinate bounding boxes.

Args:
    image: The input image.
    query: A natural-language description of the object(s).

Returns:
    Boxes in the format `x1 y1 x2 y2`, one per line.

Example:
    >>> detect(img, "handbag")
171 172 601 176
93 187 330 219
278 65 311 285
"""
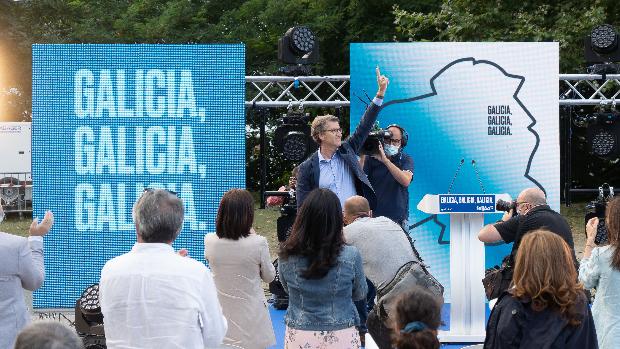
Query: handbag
482 259 513 300
376 260 444 317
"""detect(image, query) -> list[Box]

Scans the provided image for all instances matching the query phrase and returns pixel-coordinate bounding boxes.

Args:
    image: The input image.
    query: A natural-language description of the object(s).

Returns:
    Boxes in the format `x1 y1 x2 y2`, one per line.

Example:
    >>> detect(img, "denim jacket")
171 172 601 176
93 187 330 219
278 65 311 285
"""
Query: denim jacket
278 245 367 331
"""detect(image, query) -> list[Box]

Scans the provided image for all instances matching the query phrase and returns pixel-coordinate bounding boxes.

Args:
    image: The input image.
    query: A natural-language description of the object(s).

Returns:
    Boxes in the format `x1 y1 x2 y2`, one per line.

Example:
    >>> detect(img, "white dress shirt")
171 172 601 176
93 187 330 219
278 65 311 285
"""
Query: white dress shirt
99 243 227 349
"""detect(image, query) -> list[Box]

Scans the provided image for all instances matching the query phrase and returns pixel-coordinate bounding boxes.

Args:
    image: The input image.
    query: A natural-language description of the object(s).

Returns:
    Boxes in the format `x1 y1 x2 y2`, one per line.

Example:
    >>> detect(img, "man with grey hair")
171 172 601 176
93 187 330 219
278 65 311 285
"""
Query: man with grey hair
478 187 576 297
99 189 227 349
296 67 389 209
13 321 83 349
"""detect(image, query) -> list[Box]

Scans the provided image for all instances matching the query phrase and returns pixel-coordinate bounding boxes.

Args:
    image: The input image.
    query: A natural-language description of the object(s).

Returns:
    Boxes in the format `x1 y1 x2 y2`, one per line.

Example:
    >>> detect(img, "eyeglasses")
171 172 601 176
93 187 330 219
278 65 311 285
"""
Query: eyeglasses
143 188 178 196
515 201 529 208
384 138 402 146
324 128 343 134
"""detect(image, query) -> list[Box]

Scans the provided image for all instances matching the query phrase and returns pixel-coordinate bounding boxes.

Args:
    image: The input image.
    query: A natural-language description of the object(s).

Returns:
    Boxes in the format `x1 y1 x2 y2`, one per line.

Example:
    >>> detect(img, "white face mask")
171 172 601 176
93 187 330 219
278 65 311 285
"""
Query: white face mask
384 144 399 157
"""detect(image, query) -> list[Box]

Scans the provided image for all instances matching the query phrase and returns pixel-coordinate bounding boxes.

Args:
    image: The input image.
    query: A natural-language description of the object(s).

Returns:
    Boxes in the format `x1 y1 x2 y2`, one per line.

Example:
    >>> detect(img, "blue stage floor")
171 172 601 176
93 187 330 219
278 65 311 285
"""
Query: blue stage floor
268 303 490 349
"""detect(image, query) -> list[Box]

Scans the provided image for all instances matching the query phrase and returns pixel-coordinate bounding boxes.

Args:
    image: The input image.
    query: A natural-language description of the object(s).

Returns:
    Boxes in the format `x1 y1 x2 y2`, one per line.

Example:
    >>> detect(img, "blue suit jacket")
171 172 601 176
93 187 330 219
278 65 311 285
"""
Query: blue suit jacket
296 102 380 209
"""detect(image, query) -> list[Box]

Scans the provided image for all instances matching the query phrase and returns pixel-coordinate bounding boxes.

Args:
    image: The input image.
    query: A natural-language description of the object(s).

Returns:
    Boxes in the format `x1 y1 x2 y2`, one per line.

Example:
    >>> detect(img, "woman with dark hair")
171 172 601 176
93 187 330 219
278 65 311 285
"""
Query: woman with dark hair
484 229 598 348
278 188 367 348
390 286 442 349
580 196 620 349
204 189 276 349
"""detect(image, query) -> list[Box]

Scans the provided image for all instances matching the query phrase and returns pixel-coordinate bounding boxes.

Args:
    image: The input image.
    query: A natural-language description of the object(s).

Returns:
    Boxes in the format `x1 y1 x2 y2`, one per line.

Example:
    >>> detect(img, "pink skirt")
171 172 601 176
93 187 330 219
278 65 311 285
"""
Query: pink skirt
284 326 361 349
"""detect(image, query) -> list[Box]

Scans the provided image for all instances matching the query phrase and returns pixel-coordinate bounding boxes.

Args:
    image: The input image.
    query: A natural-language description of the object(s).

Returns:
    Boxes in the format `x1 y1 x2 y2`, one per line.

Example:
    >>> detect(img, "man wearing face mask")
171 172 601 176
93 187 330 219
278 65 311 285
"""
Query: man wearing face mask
360 124 413 232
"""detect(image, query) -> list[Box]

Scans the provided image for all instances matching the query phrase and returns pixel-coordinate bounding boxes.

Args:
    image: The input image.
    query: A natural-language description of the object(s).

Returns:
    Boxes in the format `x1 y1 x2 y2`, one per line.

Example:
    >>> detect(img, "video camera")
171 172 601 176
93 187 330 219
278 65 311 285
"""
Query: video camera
264 190 297 242
585 184 615 245
362 128 392 156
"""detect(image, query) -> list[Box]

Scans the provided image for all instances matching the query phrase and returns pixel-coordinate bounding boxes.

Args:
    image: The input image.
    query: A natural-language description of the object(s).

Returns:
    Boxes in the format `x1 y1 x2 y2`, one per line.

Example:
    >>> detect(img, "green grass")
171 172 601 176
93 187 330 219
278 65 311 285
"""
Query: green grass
254 206 281 259
560 201 588 259
0 213 33 237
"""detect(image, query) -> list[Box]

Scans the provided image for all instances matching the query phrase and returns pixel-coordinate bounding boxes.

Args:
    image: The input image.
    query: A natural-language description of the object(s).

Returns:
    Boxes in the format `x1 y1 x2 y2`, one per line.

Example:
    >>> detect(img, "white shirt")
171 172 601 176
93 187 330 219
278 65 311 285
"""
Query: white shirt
99 243 227 349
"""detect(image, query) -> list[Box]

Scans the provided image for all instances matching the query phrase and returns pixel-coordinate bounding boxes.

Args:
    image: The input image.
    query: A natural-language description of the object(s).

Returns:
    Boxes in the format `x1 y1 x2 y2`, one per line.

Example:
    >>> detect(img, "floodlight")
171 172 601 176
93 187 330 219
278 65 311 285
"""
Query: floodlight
278 26 319 65
273 108 315 162
587 111 620 159
585 24 620 65
75 284 106 348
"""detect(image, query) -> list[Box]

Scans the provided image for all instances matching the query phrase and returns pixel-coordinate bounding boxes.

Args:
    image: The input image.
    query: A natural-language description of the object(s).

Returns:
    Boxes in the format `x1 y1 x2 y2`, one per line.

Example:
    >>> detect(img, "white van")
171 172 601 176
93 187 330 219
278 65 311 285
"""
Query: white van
0 122 32 212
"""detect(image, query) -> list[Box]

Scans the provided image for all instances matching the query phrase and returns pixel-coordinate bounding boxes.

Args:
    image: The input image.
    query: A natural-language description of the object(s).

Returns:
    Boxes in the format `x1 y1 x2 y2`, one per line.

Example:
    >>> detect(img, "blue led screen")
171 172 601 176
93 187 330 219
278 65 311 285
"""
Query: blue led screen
32 44 245 308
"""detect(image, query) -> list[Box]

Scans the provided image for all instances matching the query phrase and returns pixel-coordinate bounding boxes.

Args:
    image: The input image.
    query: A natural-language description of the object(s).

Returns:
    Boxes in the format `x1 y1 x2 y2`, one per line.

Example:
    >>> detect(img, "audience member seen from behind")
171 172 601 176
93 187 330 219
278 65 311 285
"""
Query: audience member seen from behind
13 321 83 349
278 188 367 349
484 229 598 349
99 189 227 349
205 189 276 349
266 166 299 207
390 286 442 349
0 207 54 349
579 196 620 349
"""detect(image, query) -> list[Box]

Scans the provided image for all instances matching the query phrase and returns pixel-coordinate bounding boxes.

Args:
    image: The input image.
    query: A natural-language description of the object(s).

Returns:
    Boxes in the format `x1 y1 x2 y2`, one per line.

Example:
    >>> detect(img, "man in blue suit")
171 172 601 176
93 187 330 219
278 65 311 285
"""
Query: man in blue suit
296 67 389 210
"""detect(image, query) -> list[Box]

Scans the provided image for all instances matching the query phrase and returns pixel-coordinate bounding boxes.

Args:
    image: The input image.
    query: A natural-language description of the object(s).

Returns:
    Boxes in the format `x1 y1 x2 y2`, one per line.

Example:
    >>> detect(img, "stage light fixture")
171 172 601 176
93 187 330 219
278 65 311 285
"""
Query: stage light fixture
591 25 618 53
278 26 319 75
289 26 315 55
273 107 316 162
587 111 620 159
585 24 620 71
75 284 106 348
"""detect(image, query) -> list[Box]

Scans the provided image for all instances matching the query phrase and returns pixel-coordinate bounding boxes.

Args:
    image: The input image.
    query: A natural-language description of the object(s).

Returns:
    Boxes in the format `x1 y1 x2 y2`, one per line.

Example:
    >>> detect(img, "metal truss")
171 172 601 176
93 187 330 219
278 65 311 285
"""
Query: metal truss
246 74 620 108
245 75 349 108
559 74 620 106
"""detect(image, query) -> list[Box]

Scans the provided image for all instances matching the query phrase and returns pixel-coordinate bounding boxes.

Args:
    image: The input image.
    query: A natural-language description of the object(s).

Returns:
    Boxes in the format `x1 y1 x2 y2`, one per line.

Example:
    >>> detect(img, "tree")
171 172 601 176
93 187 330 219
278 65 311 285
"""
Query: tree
4 0 437 189
392 0 620 191
393 0 618 73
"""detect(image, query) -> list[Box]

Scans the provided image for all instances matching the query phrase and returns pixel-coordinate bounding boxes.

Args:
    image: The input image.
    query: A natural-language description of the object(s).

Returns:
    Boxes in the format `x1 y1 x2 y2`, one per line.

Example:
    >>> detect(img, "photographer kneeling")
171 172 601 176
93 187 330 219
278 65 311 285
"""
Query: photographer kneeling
478 187 577 300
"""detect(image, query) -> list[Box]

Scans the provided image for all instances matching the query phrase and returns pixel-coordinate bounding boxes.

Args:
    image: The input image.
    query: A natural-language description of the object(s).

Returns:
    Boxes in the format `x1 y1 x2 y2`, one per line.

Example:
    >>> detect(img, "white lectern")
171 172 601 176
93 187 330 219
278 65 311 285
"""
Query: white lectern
417 193 511 343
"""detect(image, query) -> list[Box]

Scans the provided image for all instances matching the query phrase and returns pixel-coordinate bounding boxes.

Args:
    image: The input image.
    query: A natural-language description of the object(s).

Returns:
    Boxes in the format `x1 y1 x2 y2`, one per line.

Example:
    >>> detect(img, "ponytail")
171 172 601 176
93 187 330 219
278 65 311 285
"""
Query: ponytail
393 326 439 349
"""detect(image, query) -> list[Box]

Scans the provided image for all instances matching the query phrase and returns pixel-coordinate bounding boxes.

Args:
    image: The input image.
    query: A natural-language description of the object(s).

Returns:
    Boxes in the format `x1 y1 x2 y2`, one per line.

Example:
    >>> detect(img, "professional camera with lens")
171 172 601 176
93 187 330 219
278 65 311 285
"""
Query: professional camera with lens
496 199 517 212
585 201 608 245
585 184 615 245
362 129 392 156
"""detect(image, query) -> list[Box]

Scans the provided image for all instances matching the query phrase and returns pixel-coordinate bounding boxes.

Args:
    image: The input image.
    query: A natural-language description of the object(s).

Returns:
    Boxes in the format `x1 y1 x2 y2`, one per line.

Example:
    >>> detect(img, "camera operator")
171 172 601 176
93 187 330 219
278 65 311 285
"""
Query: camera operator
360 124 413 231
296 67 389 209
266 166 299 207
478 187 577 298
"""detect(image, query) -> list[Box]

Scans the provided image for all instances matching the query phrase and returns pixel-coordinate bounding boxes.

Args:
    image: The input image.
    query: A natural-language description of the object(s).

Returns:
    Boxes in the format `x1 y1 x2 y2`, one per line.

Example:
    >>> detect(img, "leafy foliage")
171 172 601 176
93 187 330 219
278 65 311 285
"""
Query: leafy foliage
2 0 618 190
393 0 618 73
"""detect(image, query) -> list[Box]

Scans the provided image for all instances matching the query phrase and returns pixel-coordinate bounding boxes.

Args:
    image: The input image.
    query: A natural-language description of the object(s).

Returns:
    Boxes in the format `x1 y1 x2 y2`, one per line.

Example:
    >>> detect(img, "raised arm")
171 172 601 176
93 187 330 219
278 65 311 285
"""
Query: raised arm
347 67 389 154
19 211 54 291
